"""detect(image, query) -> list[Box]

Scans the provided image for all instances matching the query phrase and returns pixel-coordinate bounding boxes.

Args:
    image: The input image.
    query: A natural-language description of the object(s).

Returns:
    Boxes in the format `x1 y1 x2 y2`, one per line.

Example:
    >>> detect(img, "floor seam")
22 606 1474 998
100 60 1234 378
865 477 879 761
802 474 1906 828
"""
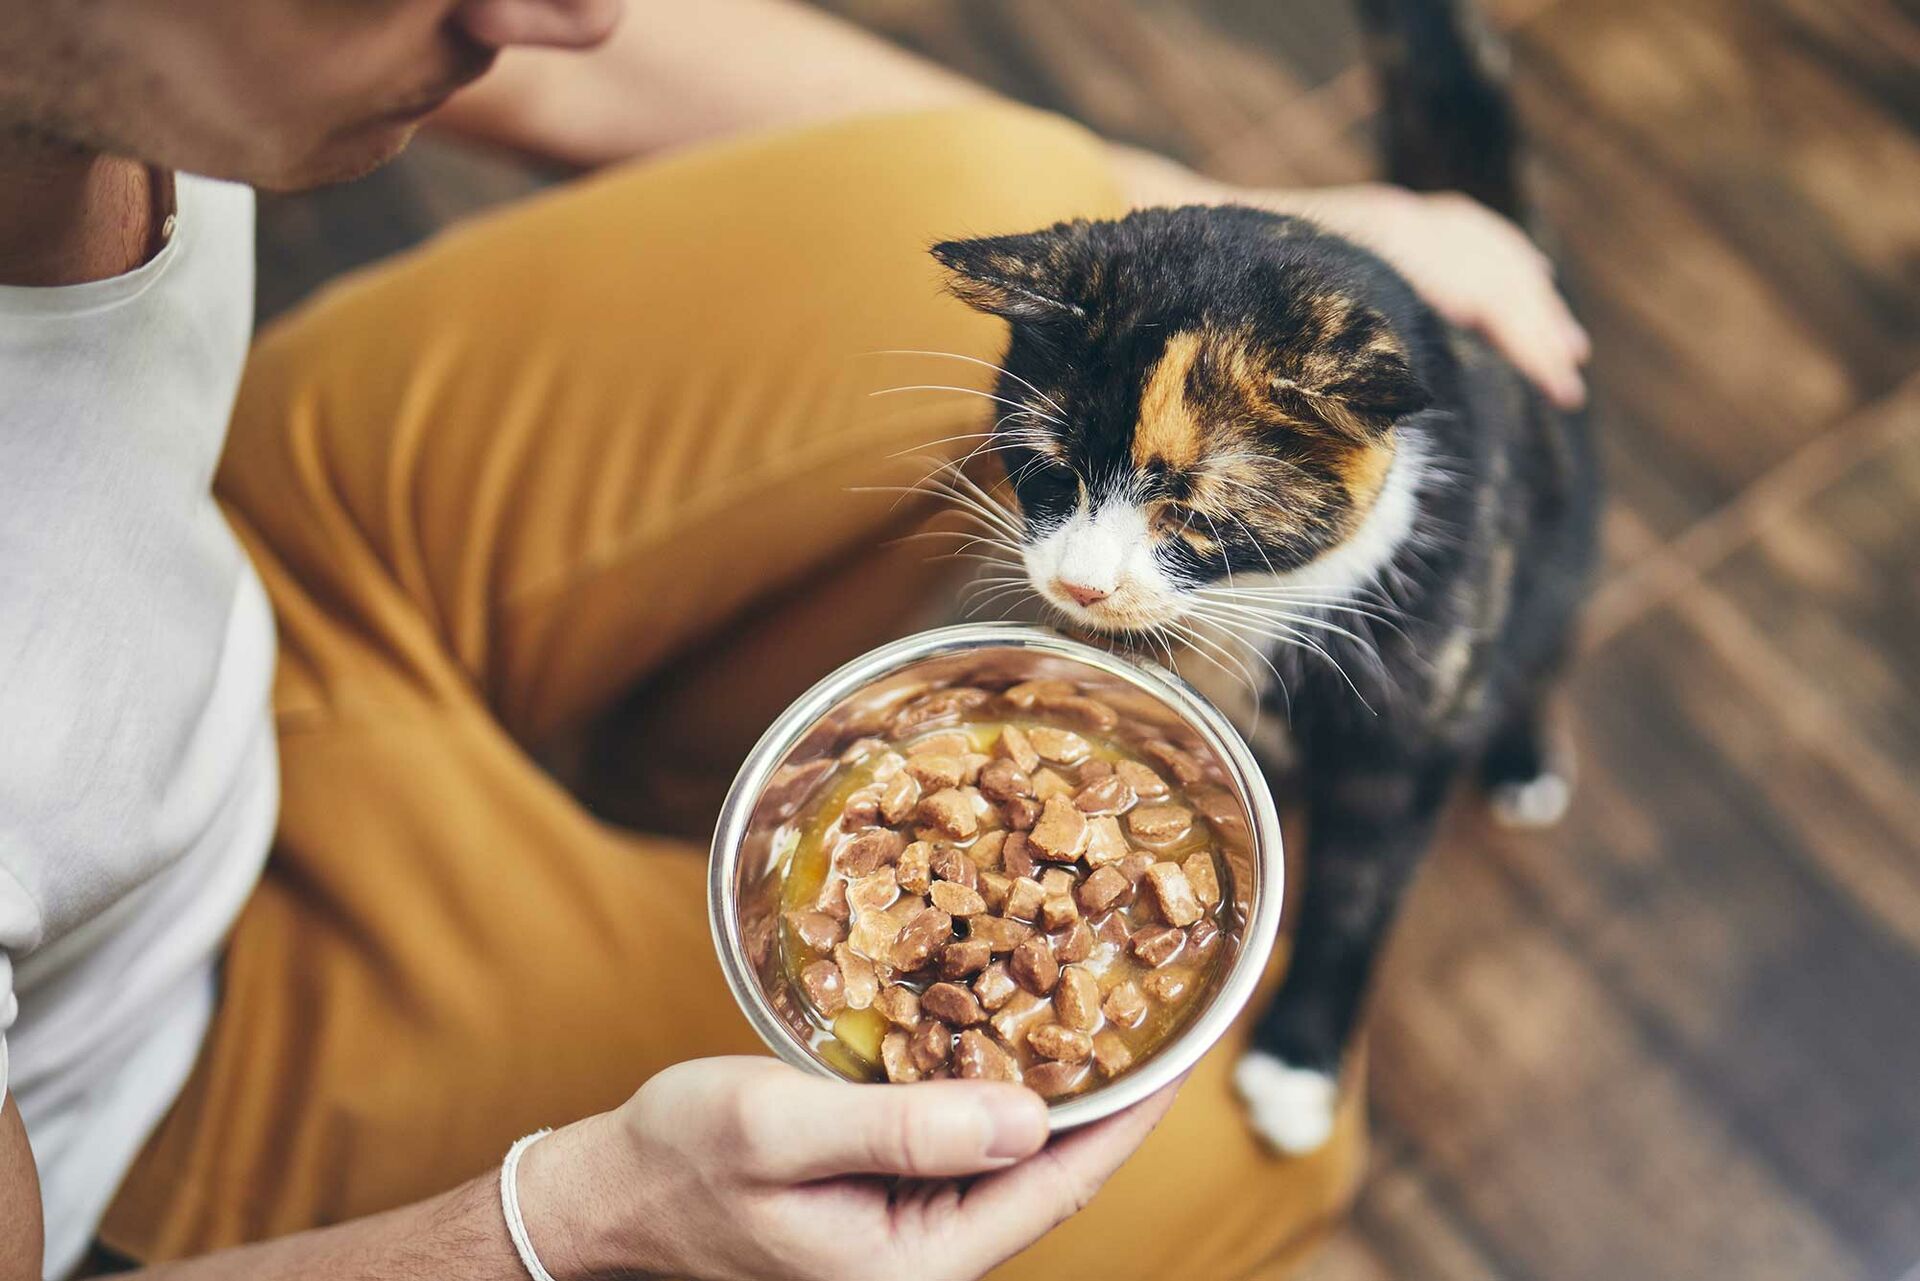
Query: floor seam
1583 370 1920 650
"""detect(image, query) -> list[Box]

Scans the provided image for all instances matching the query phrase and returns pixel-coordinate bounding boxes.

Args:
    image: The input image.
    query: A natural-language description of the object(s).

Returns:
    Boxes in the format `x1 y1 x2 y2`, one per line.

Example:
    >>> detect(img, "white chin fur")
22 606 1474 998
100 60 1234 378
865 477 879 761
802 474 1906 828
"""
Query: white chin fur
1234 1052 1338 1156
1489 772 1572 829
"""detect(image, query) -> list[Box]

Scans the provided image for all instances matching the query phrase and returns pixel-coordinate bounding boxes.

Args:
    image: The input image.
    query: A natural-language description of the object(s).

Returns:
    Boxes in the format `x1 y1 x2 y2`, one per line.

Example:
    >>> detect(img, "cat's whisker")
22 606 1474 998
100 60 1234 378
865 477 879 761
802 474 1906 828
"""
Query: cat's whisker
868 383 1065 427
1164 617 1274 720
1183 603 1378 713
865 348 1071 421
1189 598 1379 653
963 581 1035 619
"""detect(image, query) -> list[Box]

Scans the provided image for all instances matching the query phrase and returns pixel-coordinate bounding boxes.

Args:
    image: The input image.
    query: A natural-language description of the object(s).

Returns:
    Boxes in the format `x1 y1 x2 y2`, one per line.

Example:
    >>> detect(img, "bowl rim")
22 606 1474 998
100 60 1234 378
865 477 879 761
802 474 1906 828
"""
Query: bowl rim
707 621 1284 1128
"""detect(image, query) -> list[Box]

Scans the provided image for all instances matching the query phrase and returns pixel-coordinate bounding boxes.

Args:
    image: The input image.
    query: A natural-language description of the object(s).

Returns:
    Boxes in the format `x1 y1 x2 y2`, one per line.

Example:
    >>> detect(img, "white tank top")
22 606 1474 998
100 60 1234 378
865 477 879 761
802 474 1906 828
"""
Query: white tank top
0 174 276 1279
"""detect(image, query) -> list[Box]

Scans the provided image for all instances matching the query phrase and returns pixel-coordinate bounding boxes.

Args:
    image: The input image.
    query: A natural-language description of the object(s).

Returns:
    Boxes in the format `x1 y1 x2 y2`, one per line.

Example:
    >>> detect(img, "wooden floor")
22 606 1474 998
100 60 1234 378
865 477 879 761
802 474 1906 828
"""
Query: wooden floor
251 2 1920 1278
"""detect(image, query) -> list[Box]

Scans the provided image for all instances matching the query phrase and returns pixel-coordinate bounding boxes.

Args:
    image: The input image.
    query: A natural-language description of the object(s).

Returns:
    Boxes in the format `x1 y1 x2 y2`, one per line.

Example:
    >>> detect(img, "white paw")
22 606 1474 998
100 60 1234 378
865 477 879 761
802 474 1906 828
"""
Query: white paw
1234 1052 1337 1155
1489 771 1571 829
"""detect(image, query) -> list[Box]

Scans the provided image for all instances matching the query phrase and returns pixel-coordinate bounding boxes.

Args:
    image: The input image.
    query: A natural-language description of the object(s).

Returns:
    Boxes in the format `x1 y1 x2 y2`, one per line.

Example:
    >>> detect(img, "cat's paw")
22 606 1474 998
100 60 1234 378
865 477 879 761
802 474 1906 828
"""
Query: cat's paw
1233 1051 1338 1155
1488 770 1572 828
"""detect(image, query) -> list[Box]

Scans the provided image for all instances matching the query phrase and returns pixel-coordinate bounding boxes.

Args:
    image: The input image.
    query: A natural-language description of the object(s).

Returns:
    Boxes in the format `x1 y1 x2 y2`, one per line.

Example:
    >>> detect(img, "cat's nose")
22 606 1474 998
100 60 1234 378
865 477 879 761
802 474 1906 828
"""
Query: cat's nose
1055 578 1111 607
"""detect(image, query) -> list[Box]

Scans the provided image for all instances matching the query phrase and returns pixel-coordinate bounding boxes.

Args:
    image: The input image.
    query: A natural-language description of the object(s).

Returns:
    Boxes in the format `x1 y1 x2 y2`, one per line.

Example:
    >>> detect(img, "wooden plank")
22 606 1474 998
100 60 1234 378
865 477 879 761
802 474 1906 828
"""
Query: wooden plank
1367 804 1869 1281
1707 407 1920 772
1517 0 1920 396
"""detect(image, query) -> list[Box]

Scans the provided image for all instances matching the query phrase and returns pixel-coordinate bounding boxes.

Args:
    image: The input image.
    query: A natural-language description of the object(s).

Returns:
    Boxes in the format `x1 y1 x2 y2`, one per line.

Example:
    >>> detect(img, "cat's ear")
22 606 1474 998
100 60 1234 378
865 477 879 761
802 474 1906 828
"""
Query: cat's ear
1270 306 1432 440
931 228 1088 323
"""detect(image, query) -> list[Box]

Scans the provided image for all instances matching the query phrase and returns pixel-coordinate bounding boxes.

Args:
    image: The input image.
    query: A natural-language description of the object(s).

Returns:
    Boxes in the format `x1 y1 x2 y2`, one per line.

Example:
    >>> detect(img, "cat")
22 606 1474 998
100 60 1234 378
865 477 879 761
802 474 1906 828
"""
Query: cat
926 0 1599 1153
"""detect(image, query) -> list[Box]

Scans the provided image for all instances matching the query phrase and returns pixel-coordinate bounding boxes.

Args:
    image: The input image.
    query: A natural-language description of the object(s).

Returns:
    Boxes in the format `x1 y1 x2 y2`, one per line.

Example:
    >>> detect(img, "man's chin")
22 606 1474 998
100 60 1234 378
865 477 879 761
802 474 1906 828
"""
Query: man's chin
252 120 423 193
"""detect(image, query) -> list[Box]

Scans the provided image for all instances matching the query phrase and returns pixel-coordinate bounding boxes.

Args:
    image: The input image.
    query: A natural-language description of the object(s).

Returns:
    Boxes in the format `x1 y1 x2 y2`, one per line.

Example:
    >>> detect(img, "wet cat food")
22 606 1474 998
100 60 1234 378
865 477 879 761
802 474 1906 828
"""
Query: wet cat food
776 679 1235 1099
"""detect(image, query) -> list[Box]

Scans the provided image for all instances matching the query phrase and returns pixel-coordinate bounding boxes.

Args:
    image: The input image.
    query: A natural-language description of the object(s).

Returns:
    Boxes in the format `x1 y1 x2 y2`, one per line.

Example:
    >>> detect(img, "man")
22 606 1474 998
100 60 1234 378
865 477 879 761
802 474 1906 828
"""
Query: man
0 2 1588 1278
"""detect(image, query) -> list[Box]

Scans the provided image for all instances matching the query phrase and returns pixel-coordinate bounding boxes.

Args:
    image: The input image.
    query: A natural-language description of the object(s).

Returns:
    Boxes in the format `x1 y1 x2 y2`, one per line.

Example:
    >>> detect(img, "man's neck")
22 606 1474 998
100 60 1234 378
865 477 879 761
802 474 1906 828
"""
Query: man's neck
0 131 170 287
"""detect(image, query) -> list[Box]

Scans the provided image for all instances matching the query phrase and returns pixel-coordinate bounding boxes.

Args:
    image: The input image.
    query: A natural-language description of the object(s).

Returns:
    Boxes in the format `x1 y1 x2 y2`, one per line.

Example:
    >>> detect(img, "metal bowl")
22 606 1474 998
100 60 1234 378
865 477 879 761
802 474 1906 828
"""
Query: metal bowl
708 622 1283 1130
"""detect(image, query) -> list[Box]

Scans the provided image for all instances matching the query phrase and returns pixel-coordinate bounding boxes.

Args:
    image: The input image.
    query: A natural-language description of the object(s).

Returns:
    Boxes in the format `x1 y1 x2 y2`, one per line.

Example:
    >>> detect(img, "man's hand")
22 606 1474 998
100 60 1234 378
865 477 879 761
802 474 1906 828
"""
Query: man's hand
1117 148 1591 410
518 1057 1180 1281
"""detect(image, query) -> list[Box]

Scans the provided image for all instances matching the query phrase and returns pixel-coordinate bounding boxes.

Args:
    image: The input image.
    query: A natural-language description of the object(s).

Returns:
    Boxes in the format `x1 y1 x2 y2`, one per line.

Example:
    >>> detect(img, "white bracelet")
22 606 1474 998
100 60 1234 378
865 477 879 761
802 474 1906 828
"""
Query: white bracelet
500 1129 558 1281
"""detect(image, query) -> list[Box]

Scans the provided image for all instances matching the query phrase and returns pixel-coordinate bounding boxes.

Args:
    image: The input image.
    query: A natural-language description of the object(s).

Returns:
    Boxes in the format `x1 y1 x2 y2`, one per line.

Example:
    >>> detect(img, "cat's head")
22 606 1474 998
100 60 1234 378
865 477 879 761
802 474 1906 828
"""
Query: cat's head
932 206 1432 637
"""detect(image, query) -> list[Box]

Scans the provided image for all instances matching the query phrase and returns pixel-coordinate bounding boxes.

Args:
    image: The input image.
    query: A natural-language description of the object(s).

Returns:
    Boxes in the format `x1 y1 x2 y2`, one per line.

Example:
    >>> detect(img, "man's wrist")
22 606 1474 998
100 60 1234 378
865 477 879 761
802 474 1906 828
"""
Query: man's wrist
513 1112 660 1281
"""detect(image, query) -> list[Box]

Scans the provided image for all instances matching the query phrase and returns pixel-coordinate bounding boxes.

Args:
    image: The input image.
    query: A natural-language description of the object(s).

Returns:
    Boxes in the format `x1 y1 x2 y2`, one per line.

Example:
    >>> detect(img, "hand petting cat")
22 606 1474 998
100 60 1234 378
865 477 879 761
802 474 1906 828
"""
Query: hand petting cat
1113 145 1591 412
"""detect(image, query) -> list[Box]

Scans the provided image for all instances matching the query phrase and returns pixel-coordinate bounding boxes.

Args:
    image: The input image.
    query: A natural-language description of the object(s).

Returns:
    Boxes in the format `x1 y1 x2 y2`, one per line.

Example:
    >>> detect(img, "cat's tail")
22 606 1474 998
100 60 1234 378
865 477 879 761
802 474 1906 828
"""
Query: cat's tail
1356 0 1523 219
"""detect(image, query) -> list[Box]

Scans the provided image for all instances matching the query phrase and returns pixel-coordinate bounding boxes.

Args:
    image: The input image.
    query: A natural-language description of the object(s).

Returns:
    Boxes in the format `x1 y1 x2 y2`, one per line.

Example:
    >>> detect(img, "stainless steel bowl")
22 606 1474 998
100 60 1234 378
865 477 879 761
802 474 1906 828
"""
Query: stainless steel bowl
708 622 1284 1129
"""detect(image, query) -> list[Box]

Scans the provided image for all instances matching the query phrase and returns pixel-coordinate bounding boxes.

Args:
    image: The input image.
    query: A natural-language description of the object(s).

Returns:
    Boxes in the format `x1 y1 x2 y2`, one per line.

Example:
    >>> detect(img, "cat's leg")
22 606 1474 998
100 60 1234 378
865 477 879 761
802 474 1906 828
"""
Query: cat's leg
1480 695 1573 829
1236 765 1452 1154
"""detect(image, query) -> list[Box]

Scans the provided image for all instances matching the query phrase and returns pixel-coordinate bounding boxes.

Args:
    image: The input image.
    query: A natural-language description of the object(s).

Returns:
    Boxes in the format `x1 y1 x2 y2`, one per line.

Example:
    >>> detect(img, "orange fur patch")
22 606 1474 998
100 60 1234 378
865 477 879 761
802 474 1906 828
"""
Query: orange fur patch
1131 331 1206 472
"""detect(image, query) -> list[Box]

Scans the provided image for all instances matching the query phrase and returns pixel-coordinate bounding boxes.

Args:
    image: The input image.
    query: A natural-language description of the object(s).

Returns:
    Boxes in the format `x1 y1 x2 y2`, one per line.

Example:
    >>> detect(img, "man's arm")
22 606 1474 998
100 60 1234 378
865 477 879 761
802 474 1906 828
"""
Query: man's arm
431 0 986 168
2 1096 44 1281
430 0 1589 408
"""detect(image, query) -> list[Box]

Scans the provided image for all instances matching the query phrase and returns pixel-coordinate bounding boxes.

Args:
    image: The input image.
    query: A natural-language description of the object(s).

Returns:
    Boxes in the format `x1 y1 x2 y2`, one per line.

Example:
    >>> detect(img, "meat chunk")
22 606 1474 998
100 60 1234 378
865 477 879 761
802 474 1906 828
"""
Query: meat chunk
973 961 1018 1011
1130 925 1186 968
978 759 1033 802
1142 739 1205 785
1027 1024 1093 1063
1001 678 1077 710
1029 768 1076 802
1039 867 1075 898
1127 803 1192 843
1040 894 1079 932
978 871 1012 913
1092 1031 1135 1078
988 989 1046 1044
968 914 1033 954
929 843 979 891
1010 934 1061 996
1143 970 1189 1003
1027 726 1092 764
881 1030 921 1083
800 959 846 1016
1004 876 1046 922
954 1029 1021 1083
783 909 844 954
921 981 986 1026
1002 795 1042 832
1093 910 1131 950
997 724 1041 772
904 754 966 790
967 829 1007 872
879 771 922 825
895 842 932 895
1077 865 1131 915
1053 919 1096 964
1045 695 1120 733
1054 966 1101 1031
837 827 905 877
890 907 954 971
930 880 987 917
1102 981 1149 1027
833 945 879 1009
939 936 992 979
1144 862 1204 928
876 984 922 1028
1114 759 1169 799
918 788 979 839
1083 816 1130 867
909 1019 952 1072
1024 1058 1090 1099
1187 918 1222 958
1181 851 1222 908
909 731 972 757
1073 774 1135 815
1001 829 1037 877
1027 796 1088 862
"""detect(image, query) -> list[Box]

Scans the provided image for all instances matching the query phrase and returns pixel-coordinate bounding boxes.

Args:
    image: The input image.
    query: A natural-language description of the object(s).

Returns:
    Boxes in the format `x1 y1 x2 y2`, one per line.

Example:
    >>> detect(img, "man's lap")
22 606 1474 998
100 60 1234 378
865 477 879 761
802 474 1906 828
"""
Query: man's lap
100 103 1362 1278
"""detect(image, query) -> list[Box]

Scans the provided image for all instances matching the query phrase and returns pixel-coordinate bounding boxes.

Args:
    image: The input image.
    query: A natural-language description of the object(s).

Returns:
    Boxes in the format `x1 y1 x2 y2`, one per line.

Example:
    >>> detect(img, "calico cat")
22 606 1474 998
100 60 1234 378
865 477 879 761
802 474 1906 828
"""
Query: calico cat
928 0 1598 1153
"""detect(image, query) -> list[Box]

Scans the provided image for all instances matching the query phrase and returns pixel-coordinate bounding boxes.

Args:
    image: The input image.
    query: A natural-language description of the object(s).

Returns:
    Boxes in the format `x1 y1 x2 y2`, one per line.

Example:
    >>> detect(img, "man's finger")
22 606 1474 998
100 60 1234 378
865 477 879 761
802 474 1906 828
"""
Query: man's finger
735 1074 1049 1182
939 1078 1185 1278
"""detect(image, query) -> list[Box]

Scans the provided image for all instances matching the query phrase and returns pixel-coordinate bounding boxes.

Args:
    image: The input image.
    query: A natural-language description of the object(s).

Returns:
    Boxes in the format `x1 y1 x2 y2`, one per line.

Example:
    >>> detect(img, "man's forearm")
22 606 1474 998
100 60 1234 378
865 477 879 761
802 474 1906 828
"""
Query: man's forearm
134 1174 517 1281
432 0 989 169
